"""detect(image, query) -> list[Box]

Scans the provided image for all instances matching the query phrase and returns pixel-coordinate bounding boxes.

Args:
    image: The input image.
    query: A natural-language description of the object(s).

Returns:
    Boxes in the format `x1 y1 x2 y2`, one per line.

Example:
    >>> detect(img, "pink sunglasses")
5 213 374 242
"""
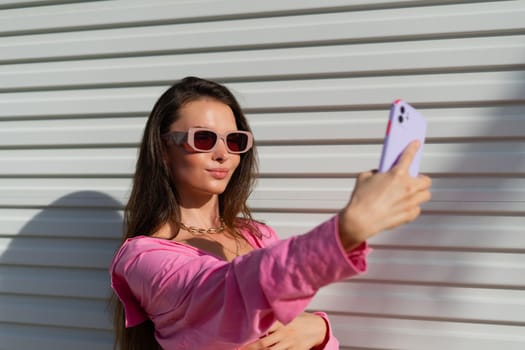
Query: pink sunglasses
164 127 253 154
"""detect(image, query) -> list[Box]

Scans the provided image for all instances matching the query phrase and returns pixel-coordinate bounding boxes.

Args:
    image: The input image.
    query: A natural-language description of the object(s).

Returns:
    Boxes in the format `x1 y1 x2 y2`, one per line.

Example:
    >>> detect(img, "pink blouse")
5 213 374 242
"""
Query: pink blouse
110 215 369 349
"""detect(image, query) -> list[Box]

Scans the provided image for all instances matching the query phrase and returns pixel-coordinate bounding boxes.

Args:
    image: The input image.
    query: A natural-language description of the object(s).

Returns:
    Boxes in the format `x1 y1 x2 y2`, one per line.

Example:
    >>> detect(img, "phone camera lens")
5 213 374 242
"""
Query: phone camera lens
400 106 405 114
398 115 404 123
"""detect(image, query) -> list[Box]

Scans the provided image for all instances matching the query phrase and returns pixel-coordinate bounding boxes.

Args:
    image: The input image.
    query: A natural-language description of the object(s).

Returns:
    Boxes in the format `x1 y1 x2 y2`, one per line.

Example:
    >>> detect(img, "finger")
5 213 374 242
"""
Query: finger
410 187 432 206
405 205 422 223
392 140 420 173
407 175 432 195
402 187 432 217
416 174 432 190
267 321 281 334
268 340 290 350
356 170 375 183
257 330 282 348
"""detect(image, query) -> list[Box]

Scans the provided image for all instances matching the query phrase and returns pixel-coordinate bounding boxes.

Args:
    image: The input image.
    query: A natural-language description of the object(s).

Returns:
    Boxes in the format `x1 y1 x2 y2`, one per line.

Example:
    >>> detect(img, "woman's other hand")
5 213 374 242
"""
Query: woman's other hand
241 312 327 350
339 140 432 250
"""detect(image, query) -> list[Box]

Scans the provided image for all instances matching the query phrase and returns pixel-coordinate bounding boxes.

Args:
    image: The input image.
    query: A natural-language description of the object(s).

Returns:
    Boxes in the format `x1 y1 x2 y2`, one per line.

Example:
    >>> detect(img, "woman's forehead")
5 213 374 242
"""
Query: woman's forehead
171 99 237 131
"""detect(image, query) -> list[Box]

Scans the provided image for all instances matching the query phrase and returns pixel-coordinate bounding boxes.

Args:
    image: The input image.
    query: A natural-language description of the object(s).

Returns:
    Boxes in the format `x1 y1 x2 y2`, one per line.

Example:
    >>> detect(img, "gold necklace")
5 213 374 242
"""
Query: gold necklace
178 219 240 258
177 219 225 235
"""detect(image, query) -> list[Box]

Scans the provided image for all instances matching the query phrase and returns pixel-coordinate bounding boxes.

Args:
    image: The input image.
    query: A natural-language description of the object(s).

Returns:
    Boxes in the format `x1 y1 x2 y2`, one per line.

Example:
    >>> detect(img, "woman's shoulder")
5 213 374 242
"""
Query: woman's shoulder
123 235 206 255
119 235 174 251
111 236 200 270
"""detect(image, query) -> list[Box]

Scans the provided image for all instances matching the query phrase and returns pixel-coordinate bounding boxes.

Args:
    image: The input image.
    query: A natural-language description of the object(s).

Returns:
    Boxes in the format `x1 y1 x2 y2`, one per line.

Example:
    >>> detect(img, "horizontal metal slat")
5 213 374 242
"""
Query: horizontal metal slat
258 143 525 176
0 148 136 175
330 315 525 349
362 249 525 288
0 142 524 176
256 212 525 251
0 178 129 207
1 72 524 119
0 236 118 268
0 117 145 146
0 2 523 63
249 105 525 143
0 86 163 119
0 0 430 34
0 207 123 239
373 214 525 251
1 207 523 251
1 105 524 146
0 324 112 350
1 35 524 90
0 178 129 208
0 294 111 329
0 173 524 214
313 282 525 324
0 266 109 298
0 0 81 10
250 177 525 214
233 72 525 110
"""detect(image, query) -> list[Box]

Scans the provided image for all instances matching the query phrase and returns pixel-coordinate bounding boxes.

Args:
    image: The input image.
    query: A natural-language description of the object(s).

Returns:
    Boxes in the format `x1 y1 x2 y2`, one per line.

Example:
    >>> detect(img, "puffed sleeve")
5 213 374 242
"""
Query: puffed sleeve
110 215 369 350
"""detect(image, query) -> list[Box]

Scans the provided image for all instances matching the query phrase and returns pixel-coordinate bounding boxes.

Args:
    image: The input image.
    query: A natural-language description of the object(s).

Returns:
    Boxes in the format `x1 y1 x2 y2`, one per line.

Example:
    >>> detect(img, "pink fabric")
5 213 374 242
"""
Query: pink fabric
110 215 369 349
311 311 339 350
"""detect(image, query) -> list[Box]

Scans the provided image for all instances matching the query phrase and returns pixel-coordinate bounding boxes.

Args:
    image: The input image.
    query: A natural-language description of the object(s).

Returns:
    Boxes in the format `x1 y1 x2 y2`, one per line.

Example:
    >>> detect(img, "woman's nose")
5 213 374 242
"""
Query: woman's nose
212 137 229 161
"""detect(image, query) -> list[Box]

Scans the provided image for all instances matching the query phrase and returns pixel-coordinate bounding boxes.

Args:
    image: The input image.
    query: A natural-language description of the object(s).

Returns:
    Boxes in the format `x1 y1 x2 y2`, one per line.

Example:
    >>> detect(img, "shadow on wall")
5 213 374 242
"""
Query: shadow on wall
0 191 123 350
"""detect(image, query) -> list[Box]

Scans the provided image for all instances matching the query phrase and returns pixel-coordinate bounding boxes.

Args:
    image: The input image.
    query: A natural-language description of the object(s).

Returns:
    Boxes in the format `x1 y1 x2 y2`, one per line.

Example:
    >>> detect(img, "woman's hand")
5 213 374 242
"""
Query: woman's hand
339 141 432 250
241 312 327 350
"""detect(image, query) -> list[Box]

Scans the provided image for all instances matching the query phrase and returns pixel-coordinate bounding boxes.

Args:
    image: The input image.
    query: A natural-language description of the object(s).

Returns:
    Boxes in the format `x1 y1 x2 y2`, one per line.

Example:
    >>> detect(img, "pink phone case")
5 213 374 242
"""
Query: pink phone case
378 99 427 177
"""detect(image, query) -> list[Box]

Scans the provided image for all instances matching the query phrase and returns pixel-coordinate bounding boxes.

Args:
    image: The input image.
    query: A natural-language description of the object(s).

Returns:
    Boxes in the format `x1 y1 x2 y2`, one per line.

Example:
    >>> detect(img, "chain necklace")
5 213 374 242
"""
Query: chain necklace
177 219 225 235
177 218 240 258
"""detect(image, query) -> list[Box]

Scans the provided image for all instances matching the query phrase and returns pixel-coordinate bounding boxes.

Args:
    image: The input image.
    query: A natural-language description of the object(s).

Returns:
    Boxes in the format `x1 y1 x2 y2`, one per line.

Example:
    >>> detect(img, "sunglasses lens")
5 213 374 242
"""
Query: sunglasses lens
193 130 217 151
226 132 249 153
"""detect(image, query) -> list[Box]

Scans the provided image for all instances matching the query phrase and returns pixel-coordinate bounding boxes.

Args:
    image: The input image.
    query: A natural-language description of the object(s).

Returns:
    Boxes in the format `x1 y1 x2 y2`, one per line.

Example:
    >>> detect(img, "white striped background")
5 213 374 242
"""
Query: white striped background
0 1 524 349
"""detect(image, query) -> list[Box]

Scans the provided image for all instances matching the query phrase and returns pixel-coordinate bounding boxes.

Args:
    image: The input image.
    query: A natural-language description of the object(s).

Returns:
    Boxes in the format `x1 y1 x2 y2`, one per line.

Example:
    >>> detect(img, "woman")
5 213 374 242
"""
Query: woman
110 77 432 349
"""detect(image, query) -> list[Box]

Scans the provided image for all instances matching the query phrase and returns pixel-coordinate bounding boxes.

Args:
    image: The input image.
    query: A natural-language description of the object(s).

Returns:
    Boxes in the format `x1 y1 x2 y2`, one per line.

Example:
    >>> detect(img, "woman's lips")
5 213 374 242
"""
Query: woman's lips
207 168 229 179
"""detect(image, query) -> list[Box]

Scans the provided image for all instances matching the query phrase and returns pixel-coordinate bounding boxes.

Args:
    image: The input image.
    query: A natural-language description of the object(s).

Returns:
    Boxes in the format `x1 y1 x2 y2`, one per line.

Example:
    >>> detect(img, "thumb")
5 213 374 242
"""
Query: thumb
392 140 420 173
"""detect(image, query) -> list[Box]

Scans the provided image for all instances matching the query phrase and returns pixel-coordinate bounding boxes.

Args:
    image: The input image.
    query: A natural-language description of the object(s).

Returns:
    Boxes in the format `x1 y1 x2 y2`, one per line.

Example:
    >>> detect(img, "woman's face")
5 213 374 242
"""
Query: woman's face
164 98 241 202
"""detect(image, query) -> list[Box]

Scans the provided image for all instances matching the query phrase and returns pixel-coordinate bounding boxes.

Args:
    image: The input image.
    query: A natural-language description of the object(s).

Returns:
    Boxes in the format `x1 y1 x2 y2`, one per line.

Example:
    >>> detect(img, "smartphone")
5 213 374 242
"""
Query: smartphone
378 99 427 177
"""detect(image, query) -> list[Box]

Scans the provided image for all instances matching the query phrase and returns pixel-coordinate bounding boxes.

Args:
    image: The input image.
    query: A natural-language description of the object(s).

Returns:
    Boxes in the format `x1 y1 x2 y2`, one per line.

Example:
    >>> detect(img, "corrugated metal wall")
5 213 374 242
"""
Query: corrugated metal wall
1 0 524 349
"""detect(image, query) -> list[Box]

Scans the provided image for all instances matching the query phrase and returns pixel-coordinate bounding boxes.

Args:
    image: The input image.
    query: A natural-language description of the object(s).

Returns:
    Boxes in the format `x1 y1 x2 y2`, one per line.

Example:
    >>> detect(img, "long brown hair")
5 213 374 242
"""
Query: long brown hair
111 77 259 350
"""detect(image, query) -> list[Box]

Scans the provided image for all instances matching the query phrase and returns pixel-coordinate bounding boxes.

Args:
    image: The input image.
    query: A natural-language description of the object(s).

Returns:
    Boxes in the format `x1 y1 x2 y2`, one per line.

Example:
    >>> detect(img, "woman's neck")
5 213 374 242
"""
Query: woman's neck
178 194 222 228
